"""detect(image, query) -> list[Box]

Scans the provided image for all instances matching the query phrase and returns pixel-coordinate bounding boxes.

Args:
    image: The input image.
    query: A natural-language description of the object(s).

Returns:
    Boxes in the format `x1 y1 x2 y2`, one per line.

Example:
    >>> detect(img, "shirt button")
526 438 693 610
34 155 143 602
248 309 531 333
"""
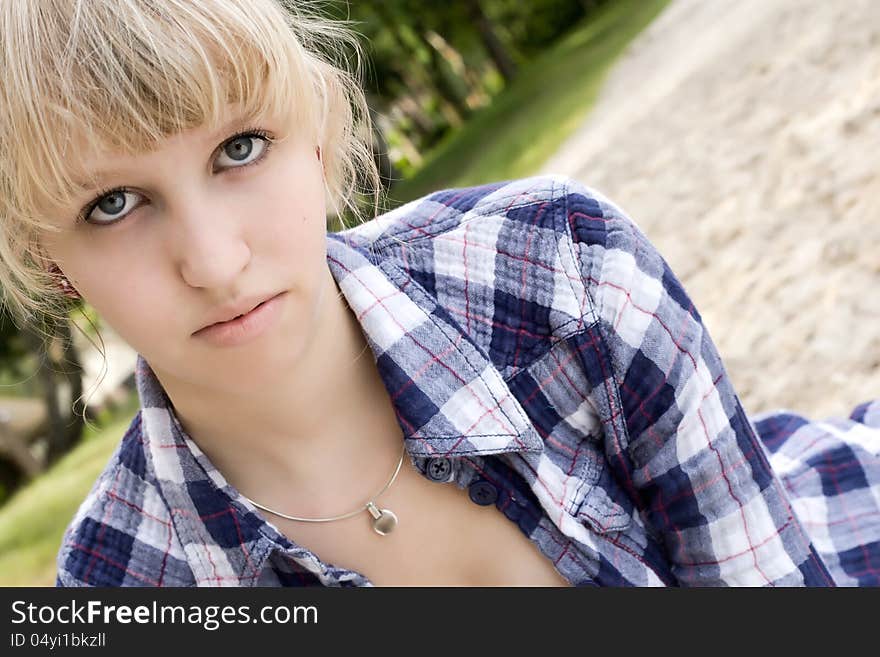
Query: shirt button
468 480 499 506
425 457 452 482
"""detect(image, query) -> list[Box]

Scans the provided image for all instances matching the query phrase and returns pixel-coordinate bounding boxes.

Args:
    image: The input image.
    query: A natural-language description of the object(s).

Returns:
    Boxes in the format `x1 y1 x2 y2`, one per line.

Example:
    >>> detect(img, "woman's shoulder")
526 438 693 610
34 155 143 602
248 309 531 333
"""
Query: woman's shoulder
345 174 622 251
334 174 662 352
55 412 194 587
341 174 650 303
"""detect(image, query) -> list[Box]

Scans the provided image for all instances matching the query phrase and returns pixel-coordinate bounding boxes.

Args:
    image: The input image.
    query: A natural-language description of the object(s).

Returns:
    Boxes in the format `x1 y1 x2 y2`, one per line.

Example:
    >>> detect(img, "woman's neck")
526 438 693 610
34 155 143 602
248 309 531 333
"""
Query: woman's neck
153 264 406 515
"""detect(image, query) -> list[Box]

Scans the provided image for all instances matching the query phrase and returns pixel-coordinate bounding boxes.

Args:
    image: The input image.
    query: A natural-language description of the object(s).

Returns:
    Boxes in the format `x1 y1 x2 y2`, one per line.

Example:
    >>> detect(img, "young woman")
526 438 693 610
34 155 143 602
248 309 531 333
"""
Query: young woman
1 0 877 587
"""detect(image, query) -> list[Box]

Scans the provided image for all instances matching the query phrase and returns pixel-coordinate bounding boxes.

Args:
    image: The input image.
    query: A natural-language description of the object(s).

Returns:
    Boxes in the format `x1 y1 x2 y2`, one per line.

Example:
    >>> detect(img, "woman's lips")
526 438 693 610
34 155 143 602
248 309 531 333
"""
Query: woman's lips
192 291 287 347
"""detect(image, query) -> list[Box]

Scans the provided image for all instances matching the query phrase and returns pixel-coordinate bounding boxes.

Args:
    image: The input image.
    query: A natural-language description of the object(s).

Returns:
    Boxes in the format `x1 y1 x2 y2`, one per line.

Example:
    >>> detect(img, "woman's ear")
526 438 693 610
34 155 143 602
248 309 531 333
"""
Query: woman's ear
315 145 325 177
47 262 81 300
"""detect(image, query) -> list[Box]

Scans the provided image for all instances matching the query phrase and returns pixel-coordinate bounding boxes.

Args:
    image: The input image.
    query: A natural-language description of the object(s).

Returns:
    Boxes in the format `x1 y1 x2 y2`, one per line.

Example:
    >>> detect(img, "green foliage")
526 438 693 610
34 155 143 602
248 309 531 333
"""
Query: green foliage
0 311 34 394
490 0 601 57
340 1 600 163
0 303 96 398
387 0 670 205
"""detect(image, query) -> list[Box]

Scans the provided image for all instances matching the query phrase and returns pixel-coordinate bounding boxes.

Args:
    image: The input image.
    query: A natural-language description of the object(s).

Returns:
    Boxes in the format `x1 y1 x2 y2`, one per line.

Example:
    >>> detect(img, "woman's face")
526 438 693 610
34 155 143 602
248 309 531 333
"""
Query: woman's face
40 106 330 387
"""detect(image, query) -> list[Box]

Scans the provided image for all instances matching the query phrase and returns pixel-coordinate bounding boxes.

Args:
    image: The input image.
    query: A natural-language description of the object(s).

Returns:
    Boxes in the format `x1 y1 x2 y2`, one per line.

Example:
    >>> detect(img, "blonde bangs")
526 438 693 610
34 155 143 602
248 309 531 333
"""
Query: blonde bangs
1 0 320 225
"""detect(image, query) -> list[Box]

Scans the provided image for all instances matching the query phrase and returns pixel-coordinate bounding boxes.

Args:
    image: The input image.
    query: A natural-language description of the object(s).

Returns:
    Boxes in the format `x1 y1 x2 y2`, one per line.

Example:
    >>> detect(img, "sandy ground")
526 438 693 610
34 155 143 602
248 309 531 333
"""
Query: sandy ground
541 0 880 418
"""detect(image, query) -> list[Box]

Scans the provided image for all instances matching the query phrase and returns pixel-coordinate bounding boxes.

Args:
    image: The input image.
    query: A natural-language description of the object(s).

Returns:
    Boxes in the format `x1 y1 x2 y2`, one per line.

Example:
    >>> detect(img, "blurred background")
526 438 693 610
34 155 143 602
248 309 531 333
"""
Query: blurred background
1 0 877 585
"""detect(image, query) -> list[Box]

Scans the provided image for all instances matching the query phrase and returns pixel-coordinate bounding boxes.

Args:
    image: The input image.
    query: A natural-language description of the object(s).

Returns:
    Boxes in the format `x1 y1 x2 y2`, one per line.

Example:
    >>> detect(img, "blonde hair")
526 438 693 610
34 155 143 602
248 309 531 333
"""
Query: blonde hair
0 0 380 330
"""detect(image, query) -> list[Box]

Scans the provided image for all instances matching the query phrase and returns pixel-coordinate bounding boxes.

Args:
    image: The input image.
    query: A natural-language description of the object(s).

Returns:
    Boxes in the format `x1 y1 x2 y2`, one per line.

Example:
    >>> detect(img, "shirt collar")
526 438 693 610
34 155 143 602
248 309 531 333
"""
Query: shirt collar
134 229 543 582
323 230 544 458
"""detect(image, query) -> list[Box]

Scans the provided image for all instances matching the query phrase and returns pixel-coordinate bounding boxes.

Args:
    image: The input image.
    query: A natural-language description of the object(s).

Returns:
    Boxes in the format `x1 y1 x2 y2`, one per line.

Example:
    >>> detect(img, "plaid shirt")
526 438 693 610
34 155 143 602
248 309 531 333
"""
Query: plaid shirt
56 176 880 587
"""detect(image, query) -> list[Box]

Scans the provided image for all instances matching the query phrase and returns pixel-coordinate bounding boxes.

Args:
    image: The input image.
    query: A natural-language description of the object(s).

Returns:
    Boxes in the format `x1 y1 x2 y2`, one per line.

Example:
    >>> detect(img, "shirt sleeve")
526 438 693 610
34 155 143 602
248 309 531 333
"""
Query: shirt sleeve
559 178 836 586
751 400 880 586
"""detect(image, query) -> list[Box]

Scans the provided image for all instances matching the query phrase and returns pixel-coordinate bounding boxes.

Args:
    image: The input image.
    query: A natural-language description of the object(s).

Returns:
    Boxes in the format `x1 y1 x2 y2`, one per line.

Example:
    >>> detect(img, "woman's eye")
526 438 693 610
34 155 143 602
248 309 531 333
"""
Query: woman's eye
79 132 271 226
84 189 143 225
214 134 269 170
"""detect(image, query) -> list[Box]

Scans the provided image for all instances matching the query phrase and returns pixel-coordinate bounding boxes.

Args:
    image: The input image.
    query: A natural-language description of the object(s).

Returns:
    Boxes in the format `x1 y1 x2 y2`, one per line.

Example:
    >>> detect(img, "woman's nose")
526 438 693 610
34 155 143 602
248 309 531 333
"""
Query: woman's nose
172 202 252 290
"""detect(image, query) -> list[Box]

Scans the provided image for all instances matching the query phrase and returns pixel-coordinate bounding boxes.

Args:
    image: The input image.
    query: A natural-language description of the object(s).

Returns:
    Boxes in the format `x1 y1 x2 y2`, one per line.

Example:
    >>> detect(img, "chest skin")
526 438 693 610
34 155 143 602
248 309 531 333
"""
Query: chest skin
268 457 572 587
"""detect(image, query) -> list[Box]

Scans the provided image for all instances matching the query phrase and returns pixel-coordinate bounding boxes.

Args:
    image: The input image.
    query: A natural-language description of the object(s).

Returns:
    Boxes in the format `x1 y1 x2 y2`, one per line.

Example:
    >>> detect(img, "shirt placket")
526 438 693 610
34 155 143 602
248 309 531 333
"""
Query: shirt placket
409 451 594 586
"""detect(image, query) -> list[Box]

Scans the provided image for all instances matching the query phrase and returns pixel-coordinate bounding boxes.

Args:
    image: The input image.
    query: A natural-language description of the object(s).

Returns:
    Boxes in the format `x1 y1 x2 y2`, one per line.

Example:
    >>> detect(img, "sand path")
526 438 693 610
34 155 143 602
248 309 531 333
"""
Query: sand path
542 0 880 417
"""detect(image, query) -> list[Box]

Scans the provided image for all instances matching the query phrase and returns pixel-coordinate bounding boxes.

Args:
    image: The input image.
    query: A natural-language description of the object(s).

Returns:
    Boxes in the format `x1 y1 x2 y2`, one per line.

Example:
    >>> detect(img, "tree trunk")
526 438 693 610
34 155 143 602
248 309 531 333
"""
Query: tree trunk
409 20 471 120
579 0 599 15
372 3 467 125
465 0 517 83
21 317 85 466
57 319 85 459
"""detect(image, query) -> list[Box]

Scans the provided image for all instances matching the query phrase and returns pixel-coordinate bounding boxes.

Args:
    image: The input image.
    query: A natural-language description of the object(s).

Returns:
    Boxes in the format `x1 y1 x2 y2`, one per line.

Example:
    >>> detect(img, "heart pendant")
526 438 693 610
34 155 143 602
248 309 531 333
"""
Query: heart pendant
366 501 398 535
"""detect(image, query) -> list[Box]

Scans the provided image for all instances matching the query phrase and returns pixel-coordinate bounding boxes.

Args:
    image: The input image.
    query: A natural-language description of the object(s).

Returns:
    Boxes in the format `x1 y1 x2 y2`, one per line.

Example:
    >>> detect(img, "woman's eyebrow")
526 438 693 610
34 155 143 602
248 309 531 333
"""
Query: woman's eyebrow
72 168 127 193
71 115 262 192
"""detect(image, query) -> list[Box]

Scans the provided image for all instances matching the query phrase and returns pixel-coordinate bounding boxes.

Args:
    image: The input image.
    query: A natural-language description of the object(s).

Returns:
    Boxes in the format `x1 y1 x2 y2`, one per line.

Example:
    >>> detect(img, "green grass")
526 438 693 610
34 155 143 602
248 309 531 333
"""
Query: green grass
388 0 670 206
0 395 138 586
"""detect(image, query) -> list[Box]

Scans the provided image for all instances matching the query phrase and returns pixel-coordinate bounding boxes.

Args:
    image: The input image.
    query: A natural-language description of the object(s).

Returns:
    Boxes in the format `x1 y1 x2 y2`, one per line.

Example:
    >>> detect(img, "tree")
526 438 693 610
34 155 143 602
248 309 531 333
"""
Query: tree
19 315 85 466
463 0 518 83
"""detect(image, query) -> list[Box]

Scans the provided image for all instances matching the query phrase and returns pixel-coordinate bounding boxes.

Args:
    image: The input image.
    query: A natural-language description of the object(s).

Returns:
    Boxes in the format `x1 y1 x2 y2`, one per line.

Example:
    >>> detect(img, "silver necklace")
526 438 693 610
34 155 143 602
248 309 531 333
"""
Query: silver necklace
241 442 407 536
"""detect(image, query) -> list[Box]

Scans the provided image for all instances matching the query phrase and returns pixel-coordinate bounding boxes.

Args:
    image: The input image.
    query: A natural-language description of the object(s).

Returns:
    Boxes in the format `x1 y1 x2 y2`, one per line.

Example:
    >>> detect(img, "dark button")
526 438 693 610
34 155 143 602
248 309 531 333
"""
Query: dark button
425 457 452 482
468 480 499 506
